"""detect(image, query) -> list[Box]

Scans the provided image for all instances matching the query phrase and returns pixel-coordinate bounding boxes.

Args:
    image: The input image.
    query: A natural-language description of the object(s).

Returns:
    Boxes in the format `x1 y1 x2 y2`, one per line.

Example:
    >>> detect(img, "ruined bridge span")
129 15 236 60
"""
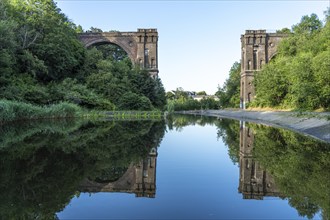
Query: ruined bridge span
79 28 287 109
79 28 159 78
240 30 287 108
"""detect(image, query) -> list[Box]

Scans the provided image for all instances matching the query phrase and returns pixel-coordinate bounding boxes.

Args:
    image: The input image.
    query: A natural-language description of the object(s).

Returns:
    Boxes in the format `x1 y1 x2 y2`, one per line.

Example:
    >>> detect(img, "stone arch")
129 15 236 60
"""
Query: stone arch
79 29 159 77
150 147 157 156
81 35 137 65
268 52 278 62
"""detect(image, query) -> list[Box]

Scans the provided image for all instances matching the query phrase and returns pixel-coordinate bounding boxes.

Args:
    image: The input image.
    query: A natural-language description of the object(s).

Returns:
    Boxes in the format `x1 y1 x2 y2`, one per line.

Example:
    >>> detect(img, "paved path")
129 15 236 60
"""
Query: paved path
178 110 330 143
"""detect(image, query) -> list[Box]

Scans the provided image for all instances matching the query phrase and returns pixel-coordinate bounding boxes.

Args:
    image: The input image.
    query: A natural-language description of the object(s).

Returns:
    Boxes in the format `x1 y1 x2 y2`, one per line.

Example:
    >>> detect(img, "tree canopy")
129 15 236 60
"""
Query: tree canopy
216 61 241 108
253 13 330 110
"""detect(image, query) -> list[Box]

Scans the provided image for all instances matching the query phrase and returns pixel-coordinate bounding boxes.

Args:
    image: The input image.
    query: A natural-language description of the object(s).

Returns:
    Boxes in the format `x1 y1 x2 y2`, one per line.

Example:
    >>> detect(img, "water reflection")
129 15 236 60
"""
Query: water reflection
0 115 329 219
242 122 330 219
171 114 330 219
239 121 280 200
0 119 165 219
217 117 330 219
79 147 158 198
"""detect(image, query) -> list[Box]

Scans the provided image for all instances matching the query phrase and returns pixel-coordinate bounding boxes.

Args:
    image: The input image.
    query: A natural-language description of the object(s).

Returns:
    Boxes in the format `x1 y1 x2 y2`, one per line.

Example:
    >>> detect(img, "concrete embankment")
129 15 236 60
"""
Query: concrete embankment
179 110 330 143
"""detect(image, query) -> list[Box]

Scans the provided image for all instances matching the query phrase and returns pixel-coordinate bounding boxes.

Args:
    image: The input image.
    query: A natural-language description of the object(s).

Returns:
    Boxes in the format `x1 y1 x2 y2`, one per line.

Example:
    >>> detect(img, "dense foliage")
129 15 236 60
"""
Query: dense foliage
216 62 241 108
253 12 330 110
0 0 166 119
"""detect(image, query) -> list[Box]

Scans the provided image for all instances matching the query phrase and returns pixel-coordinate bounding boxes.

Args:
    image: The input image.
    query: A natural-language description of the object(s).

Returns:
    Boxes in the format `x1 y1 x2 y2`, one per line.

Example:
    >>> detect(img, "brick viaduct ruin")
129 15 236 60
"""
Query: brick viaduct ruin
79 28 159 78
240 30 286 109
79 28 286 109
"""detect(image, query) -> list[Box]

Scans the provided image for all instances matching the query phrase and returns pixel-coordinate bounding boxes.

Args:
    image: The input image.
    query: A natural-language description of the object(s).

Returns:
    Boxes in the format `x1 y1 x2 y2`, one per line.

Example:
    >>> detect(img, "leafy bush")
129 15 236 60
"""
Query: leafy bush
117 92 153 110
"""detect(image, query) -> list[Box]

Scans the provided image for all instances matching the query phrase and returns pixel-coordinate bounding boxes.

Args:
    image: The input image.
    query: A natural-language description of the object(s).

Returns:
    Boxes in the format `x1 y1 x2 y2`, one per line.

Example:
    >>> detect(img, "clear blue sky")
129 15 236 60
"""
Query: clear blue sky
54 0 329 94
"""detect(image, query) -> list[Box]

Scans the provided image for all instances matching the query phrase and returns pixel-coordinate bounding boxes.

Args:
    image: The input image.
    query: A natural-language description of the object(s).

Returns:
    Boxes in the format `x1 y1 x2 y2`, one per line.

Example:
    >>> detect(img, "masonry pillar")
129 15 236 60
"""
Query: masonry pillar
240 30 286 109
136 29 159 79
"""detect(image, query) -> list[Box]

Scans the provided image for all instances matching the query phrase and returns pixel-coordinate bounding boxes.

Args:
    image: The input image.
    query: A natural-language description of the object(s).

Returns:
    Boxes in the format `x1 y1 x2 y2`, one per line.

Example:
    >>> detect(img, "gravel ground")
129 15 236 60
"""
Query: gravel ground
178 110 330 143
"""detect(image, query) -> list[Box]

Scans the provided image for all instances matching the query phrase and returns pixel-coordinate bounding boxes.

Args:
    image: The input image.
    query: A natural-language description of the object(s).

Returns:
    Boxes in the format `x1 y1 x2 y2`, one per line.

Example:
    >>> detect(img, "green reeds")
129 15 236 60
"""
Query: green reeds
0 99 82 123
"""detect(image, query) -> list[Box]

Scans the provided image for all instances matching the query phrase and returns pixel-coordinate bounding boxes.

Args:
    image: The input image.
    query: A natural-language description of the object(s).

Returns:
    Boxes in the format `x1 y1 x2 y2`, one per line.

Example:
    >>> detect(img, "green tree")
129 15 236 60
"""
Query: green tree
292 13 322 34
0 0 17 77
253 13 329 110
117 92 153 110
89 26 103 33
253 57 290 107
166 91 175 100
197 91 207 96
8 0 85 81
216 61 241 108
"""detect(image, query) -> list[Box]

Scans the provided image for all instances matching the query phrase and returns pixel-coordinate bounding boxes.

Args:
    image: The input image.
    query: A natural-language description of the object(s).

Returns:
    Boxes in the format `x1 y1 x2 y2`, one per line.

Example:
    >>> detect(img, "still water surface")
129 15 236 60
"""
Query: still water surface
0 115 329 219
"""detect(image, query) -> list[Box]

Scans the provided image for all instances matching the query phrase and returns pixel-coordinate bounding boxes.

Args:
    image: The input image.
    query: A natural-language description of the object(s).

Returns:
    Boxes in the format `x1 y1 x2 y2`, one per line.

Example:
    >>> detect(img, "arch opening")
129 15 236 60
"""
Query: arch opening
92 43 129 61
268 53 278 63
88 42 133 66
88 166 129 183
85 39 135 66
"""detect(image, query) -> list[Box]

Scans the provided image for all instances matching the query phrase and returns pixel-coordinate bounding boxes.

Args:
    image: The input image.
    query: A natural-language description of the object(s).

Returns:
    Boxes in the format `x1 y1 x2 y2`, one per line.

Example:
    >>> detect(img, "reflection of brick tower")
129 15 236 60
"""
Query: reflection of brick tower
238 121 280 199
134 147 158 198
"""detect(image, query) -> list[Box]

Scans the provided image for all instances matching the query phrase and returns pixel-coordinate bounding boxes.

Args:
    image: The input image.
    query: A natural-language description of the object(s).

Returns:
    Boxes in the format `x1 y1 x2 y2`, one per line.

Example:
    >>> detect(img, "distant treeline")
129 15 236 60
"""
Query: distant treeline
217 10 330 111
0 0 166 122
166 88 220 112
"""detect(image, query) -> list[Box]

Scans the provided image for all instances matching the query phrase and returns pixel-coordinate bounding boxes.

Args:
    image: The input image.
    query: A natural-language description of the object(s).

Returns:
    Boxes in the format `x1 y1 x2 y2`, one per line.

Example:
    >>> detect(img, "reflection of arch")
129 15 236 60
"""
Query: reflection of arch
79 29 159 77
81 164 137 192
90 166 129 183
79 149 158 198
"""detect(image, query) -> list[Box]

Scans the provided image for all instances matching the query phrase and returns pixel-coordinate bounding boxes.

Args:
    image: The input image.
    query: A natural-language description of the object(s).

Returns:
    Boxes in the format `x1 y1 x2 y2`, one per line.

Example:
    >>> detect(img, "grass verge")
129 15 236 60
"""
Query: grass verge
0 99 83 123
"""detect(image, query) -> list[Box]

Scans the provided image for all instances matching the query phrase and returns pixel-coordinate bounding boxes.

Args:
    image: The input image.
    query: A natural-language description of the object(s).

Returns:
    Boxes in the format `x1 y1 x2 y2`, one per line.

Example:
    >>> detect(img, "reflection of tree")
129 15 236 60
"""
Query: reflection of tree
250 124 330 219
167 114 219 132
0 119 165 220
216 119 240 164
168 115 240 163
216 117 330 219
